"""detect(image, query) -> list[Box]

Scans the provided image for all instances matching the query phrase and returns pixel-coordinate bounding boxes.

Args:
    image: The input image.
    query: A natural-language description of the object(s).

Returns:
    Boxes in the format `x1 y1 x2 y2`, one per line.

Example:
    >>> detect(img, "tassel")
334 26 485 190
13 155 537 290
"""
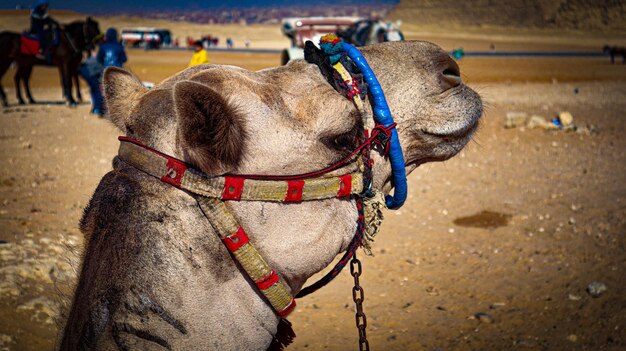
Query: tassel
267 319 296 351
361 191 386 255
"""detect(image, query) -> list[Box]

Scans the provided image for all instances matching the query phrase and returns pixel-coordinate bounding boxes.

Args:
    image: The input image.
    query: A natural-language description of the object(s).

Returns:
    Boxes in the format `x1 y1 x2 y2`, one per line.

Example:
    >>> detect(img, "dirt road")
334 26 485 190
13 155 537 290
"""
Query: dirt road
0 48 625 351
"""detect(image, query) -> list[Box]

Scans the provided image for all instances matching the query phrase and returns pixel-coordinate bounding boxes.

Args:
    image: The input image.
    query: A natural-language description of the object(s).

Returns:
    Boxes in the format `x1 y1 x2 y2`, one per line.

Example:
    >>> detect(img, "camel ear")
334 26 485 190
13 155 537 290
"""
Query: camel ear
304 40 335 87
174 80 247 175
102 67 146 133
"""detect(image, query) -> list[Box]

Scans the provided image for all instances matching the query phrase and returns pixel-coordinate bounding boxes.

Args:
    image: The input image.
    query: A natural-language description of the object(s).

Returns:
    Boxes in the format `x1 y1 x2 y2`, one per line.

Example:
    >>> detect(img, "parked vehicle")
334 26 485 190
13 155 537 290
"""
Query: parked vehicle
120 28 171 49
280 17 362 65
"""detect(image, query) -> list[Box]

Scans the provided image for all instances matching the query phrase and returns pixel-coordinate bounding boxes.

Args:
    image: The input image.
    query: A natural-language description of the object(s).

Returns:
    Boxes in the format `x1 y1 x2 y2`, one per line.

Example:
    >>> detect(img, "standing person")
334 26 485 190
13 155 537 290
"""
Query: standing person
80 33 105 116
97 27 127 68
188 40 209 67
79 51 104 116
30 0 58 59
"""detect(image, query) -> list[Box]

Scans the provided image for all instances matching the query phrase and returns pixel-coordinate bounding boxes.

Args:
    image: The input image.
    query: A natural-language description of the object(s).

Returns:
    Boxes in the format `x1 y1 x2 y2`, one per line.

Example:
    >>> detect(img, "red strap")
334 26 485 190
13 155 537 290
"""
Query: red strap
222 227 249 252
228 126 385 181
277 298 296 317
256 271 280 290
222 177 245 201
336 174 352 198
160 158 187 188
284 180 305 202
372 123 396 156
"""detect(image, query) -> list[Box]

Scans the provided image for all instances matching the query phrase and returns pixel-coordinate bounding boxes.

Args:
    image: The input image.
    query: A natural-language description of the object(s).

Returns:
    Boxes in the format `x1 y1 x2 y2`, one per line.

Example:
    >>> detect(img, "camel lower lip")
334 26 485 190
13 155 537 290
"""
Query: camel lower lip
422 120 478 138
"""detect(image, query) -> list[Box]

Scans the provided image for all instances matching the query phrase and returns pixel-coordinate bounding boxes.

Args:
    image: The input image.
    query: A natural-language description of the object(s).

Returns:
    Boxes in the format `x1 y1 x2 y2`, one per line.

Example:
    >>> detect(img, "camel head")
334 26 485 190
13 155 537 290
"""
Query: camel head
102 38 481 300
358 41 481 191
92 40 481 348
104 40 480 196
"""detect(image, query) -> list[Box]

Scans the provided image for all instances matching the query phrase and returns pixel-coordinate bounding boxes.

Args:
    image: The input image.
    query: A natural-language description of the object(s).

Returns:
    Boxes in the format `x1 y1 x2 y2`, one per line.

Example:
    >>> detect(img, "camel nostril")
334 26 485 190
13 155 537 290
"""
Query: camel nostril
443 67 460 78
441 62 462 89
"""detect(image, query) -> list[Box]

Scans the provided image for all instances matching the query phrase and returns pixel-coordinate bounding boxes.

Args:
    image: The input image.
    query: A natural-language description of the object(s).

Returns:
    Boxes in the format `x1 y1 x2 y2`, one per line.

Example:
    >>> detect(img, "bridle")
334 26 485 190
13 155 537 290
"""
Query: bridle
116 35 407 350
117 120 394 307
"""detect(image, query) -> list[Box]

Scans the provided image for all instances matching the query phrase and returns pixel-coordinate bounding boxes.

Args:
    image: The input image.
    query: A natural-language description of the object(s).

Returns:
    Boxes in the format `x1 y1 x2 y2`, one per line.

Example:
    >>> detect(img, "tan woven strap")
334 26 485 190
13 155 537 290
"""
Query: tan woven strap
197 197 296 317
119 140 364 202
117 138 367 317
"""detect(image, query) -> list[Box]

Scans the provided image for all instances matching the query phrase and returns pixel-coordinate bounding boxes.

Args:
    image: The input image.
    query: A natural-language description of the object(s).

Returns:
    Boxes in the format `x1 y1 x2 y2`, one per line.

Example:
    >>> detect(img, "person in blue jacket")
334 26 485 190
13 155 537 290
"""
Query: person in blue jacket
30 0 58 58
79 51 104 116
97 28 127 68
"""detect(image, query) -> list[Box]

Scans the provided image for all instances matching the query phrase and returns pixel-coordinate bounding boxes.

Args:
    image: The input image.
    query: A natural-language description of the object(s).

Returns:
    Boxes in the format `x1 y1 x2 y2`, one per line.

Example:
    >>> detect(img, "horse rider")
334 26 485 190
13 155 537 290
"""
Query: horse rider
30 0 58 59
97 28 127 68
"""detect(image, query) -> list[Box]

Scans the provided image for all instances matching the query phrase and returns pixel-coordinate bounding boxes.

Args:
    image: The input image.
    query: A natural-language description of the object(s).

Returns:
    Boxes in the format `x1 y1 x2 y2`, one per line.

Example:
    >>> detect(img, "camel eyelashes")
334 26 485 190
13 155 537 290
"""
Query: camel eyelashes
323 125 359 151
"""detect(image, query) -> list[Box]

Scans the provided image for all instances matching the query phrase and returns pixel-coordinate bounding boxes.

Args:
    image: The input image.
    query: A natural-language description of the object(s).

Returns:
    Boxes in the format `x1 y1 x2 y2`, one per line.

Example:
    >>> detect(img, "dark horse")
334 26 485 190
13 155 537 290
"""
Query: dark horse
0 17 100 107
603 45 626 64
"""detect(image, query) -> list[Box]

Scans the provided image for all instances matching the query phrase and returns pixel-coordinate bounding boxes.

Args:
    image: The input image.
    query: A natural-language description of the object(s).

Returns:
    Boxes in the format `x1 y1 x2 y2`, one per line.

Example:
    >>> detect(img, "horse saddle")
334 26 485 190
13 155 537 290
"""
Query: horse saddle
20 33 40 55
21 29 59 56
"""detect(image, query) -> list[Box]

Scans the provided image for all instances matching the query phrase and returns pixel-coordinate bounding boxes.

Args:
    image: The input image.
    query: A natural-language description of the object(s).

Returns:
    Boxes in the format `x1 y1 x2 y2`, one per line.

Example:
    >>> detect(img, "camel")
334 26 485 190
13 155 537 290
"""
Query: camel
60 40 482 350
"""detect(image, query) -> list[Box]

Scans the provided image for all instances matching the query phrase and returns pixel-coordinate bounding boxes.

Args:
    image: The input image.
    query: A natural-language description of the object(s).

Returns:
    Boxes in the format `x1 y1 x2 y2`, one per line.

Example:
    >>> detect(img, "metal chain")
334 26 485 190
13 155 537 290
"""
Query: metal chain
351 253 370 351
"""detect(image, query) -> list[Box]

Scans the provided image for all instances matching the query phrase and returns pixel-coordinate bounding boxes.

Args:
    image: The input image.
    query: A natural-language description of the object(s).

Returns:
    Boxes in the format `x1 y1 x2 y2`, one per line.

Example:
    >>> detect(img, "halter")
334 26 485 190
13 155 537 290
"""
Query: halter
115 38 406 320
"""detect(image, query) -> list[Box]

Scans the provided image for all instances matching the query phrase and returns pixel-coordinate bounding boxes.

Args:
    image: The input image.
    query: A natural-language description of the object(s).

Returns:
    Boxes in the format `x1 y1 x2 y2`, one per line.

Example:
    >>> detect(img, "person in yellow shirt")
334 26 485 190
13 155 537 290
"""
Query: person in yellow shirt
188 40 209 67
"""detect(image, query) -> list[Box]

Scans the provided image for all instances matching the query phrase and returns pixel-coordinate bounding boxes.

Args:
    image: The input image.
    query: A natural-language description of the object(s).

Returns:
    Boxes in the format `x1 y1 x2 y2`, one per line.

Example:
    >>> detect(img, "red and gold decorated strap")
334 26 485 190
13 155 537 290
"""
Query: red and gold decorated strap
117 137 364 202
197 197 296 317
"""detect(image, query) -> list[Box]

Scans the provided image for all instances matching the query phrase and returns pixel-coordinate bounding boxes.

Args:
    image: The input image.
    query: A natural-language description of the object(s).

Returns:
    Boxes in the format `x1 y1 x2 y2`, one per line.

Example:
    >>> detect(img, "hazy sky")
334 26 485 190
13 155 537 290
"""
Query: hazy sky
1 0 398 12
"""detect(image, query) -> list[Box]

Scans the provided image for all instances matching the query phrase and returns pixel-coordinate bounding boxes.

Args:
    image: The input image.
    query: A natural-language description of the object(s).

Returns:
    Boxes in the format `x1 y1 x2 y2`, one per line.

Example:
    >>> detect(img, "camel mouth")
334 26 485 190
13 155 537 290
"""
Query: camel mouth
400 116 480 171
421 117 479 140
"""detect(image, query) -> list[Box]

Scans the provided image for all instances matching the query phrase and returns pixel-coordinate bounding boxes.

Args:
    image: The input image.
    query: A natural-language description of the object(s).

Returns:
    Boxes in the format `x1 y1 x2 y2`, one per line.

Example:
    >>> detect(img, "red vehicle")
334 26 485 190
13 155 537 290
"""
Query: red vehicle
281 17 362 65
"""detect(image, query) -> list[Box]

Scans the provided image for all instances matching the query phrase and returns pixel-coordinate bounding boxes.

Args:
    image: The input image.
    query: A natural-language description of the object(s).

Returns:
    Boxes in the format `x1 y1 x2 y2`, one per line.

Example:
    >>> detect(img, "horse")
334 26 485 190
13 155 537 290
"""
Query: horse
603 45 626 64
336 19 404 47
0 17 100 107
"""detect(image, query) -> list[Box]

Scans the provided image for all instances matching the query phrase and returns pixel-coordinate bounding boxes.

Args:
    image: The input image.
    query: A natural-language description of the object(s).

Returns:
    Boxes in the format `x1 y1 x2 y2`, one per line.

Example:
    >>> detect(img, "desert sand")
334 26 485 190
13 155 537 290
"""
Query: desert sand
0 9 625 351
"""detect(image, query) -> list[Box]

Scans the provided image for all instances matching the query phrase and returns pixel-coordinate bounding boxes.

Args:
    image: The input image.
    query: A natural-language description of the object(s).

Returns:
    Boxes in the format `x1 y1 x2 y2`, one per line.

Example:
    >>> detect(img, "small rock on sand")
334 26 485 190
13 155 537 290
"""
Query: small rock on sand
568 293 582 301
505 112 527 128
474 312 494 323
586 281 607 298
527 115 559 130
558 111 574 127
0 334 13 347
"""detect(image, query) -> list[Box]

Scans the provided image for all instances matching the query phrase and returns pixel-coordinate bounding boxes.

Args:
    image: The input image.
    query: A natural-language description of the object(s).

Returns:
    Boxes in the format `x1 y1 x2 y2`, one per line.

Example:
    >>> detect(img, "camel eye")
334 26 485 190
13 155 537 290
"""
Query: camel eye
322 111 362 151
323 127 358 151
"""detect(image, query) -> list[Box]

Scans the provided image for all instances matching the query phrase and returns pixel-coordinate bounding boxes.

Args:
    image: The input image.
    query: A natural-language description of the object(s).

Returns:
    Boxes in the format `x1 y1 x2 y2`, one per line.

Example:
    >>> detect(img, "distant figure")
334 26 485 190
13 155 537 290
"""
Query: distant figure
490 43 496 53
245 39 250 48
188 40 209 67
29 0 58 59
173 37 179 47
97 28 127 68
79 51 104 116
226 38 233 49
603 45 625 64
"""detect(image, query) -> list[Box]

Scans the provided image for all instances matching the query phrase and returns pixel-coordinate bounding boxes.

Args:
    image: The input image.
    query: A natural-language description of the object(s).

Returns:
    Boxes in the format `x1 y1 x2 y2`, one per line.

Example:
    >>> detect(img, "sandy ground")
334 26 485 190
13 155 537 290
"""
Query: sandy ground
1 23 626 351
